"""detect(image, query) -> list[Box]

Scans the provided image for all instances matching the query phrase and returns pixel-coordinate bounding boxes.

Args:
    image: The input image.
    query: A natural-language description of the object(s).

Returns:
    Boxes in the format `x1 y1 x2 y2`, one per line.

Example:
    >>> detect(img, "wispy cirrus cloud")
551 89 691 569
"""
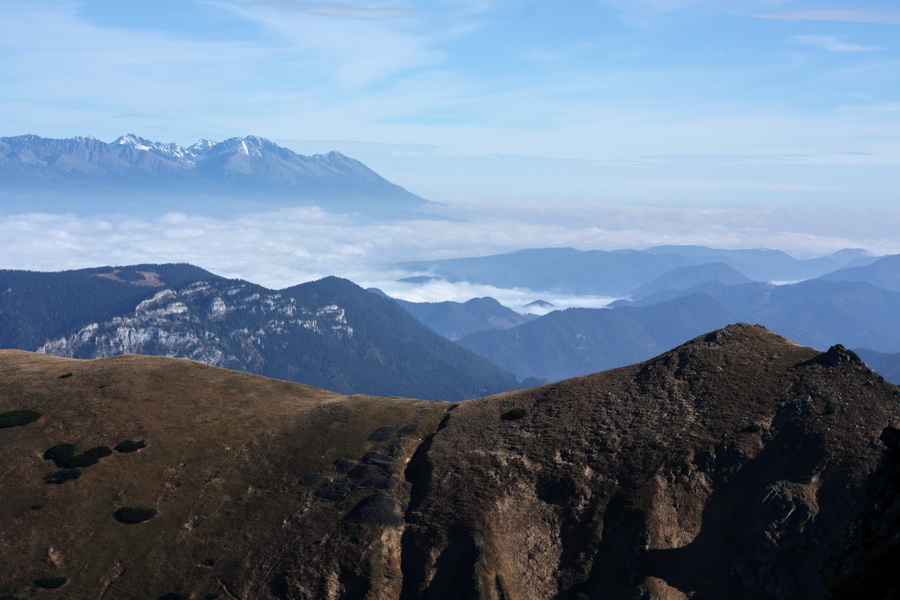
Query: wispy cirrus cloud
753 8 900 25
840 101 900 112
596 0 709 25
792 34 884 52
196 0 446 88
0 1 271 122
597 0 706 14
249 0 417 20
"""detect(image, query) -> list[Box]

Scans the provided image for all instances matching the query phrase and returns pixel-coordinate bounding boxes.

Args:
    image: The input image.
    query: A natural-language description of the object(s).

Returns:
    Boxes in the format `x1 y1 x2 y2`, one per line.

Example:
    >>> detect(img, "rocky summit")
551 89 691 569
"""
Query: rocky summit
1 324 898 599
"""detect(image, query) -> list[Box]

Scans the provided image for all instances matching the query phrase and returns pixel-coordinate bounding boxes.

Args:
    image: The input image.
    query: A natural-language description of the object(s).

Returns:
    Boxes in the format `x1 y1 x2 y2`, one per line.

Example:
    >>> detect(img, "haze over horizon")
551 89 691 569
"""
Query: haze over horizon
2 0 899 299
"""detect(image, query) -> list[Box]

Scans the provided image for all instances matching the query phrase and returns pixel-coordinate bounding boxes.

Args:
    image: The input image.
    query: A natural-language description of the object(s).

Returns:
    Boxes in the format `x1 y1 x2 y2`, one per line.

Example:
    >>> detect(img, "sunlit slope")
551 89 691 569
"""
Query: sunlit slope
0 350 448 599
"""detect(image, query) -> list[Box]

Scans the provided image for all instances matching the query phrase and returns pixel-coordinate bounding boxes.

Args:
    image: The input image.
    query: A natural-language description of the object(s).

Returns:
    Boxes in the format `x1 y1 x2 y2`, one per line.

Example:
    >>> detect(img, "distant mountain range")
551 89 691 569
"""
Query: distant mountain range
397 246 877 296
456 293 736 381
453 275 900 382
390 249 900 384
818 254 900 292
0 265 518 400
0 134 430 216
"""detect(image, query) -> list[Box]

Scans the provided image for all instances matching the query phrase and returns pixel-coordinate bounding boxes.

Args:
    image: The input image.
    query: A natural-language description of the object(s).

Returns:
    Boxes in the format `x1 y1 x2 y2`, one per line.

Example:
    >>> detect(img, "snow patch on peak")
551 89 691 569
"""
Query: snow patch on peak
244 135 271 145
114 134 192 160
235 136 268 157
189 139 217 151
238 139 263 156
115 134 154 150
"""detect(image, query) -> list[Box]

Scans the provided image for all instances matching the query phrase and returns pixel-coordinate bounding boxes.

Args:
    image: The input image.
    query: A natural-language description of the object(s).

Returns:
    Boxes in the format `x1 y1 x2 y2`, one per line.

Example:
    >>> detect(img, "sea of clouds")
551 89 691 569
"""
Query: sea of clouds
2 200 897 311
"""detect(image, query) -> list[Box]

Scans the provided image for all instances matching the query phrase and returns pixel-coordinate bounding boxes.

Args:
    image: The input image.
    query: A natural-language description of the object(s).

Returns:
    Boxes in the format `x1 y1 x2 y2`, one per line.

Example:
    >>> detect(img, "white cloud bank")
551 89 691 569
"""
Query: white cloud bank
792 35 883 53
2 202 898 309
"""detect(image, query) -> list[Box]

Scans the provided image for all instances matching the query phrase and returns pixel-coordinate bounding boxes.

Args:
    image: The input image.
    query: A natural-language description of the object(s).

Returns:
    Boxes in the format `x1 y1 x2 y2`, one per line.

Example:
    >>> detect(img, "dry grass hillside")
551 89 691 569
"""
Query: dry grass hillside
0 351 448 600
2 323 899 600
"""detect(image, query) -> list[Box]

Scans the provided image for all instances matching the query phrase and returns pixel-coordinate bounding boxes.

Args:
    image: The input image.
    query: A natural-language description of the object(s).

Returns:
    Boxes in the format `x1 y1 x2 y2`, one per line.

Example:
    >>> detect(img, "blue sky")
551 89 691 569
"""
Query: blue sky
1 0 899 292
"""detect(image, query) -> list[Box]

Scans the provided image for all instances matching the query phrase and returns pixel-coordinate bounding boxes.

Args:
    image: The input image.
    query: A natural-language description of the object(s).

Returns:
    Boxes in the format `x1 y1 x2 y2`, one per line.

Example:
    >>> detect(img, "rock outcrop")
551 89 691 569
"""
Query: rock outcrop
400 324 899 599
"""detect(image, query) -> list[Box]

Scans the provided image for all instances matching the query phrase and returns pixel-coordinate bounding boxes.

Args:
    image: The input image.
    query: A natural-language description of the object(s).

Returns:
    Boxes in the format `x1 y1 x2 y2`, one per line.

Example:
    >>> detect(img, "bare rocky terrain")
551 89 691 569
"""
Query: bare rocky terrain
2 324 899 599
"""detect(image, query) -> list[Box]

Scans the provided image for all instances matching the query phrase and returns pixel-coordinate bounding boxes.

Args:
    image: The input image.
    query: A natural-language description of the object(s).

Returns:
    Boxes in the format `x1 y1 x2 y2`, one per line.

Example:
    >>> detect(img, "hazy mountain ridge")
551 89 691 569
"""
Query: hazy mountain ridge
399 247 693 296
627 262 753 300
392 296 535 341
0 134 429 215
408 248 900 385
617 278 900 352
459 277 900 383
397 246 878 297
456 293 737 381
818 254 900 292
2 325 898 598
644 245 875 282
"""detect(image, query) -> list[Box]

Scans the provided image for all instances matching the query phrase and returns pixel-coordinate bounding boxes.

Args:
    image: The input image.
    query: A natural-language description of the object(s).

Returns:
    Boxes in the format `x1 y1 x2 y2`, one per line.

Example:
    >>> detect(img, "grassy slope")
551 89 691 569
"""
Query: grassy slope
0 350 448 599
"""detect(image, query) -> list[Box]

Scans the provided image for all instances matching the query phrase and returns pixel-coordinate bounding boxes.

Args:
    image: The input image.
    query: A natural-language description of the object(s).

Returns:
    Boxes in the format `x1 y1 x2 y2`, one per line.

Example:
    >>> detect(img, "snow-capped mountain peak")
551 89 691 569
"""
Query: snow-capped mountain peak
114 133 156 150
0 133 431 216
113 134 193 160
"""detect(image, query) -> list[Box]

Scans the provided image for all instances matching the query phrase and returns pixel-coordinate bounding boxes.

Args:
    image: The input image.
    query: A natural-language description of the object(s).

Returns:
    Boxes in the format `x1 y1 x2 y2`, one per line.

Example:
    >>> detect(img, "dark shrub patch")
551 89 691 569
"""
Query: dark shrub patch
315 481 351 501
360 451 397 470
158 593 190 600
0 594 24 600
44 443 113 468
114 506 158 524
0 409 42 429
399 422 424 436
65 452 97 468
33 576 67 589
502 408 527 421
114 439 147 453
343 492 403 526
43 443 76 463
205 594 221 599
84 445 113 460
301 473 323 486
359 475 399 490
367 426 396 442
30 504 42 510
58 373 73 379
45 468 81 484
333 458 357 473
